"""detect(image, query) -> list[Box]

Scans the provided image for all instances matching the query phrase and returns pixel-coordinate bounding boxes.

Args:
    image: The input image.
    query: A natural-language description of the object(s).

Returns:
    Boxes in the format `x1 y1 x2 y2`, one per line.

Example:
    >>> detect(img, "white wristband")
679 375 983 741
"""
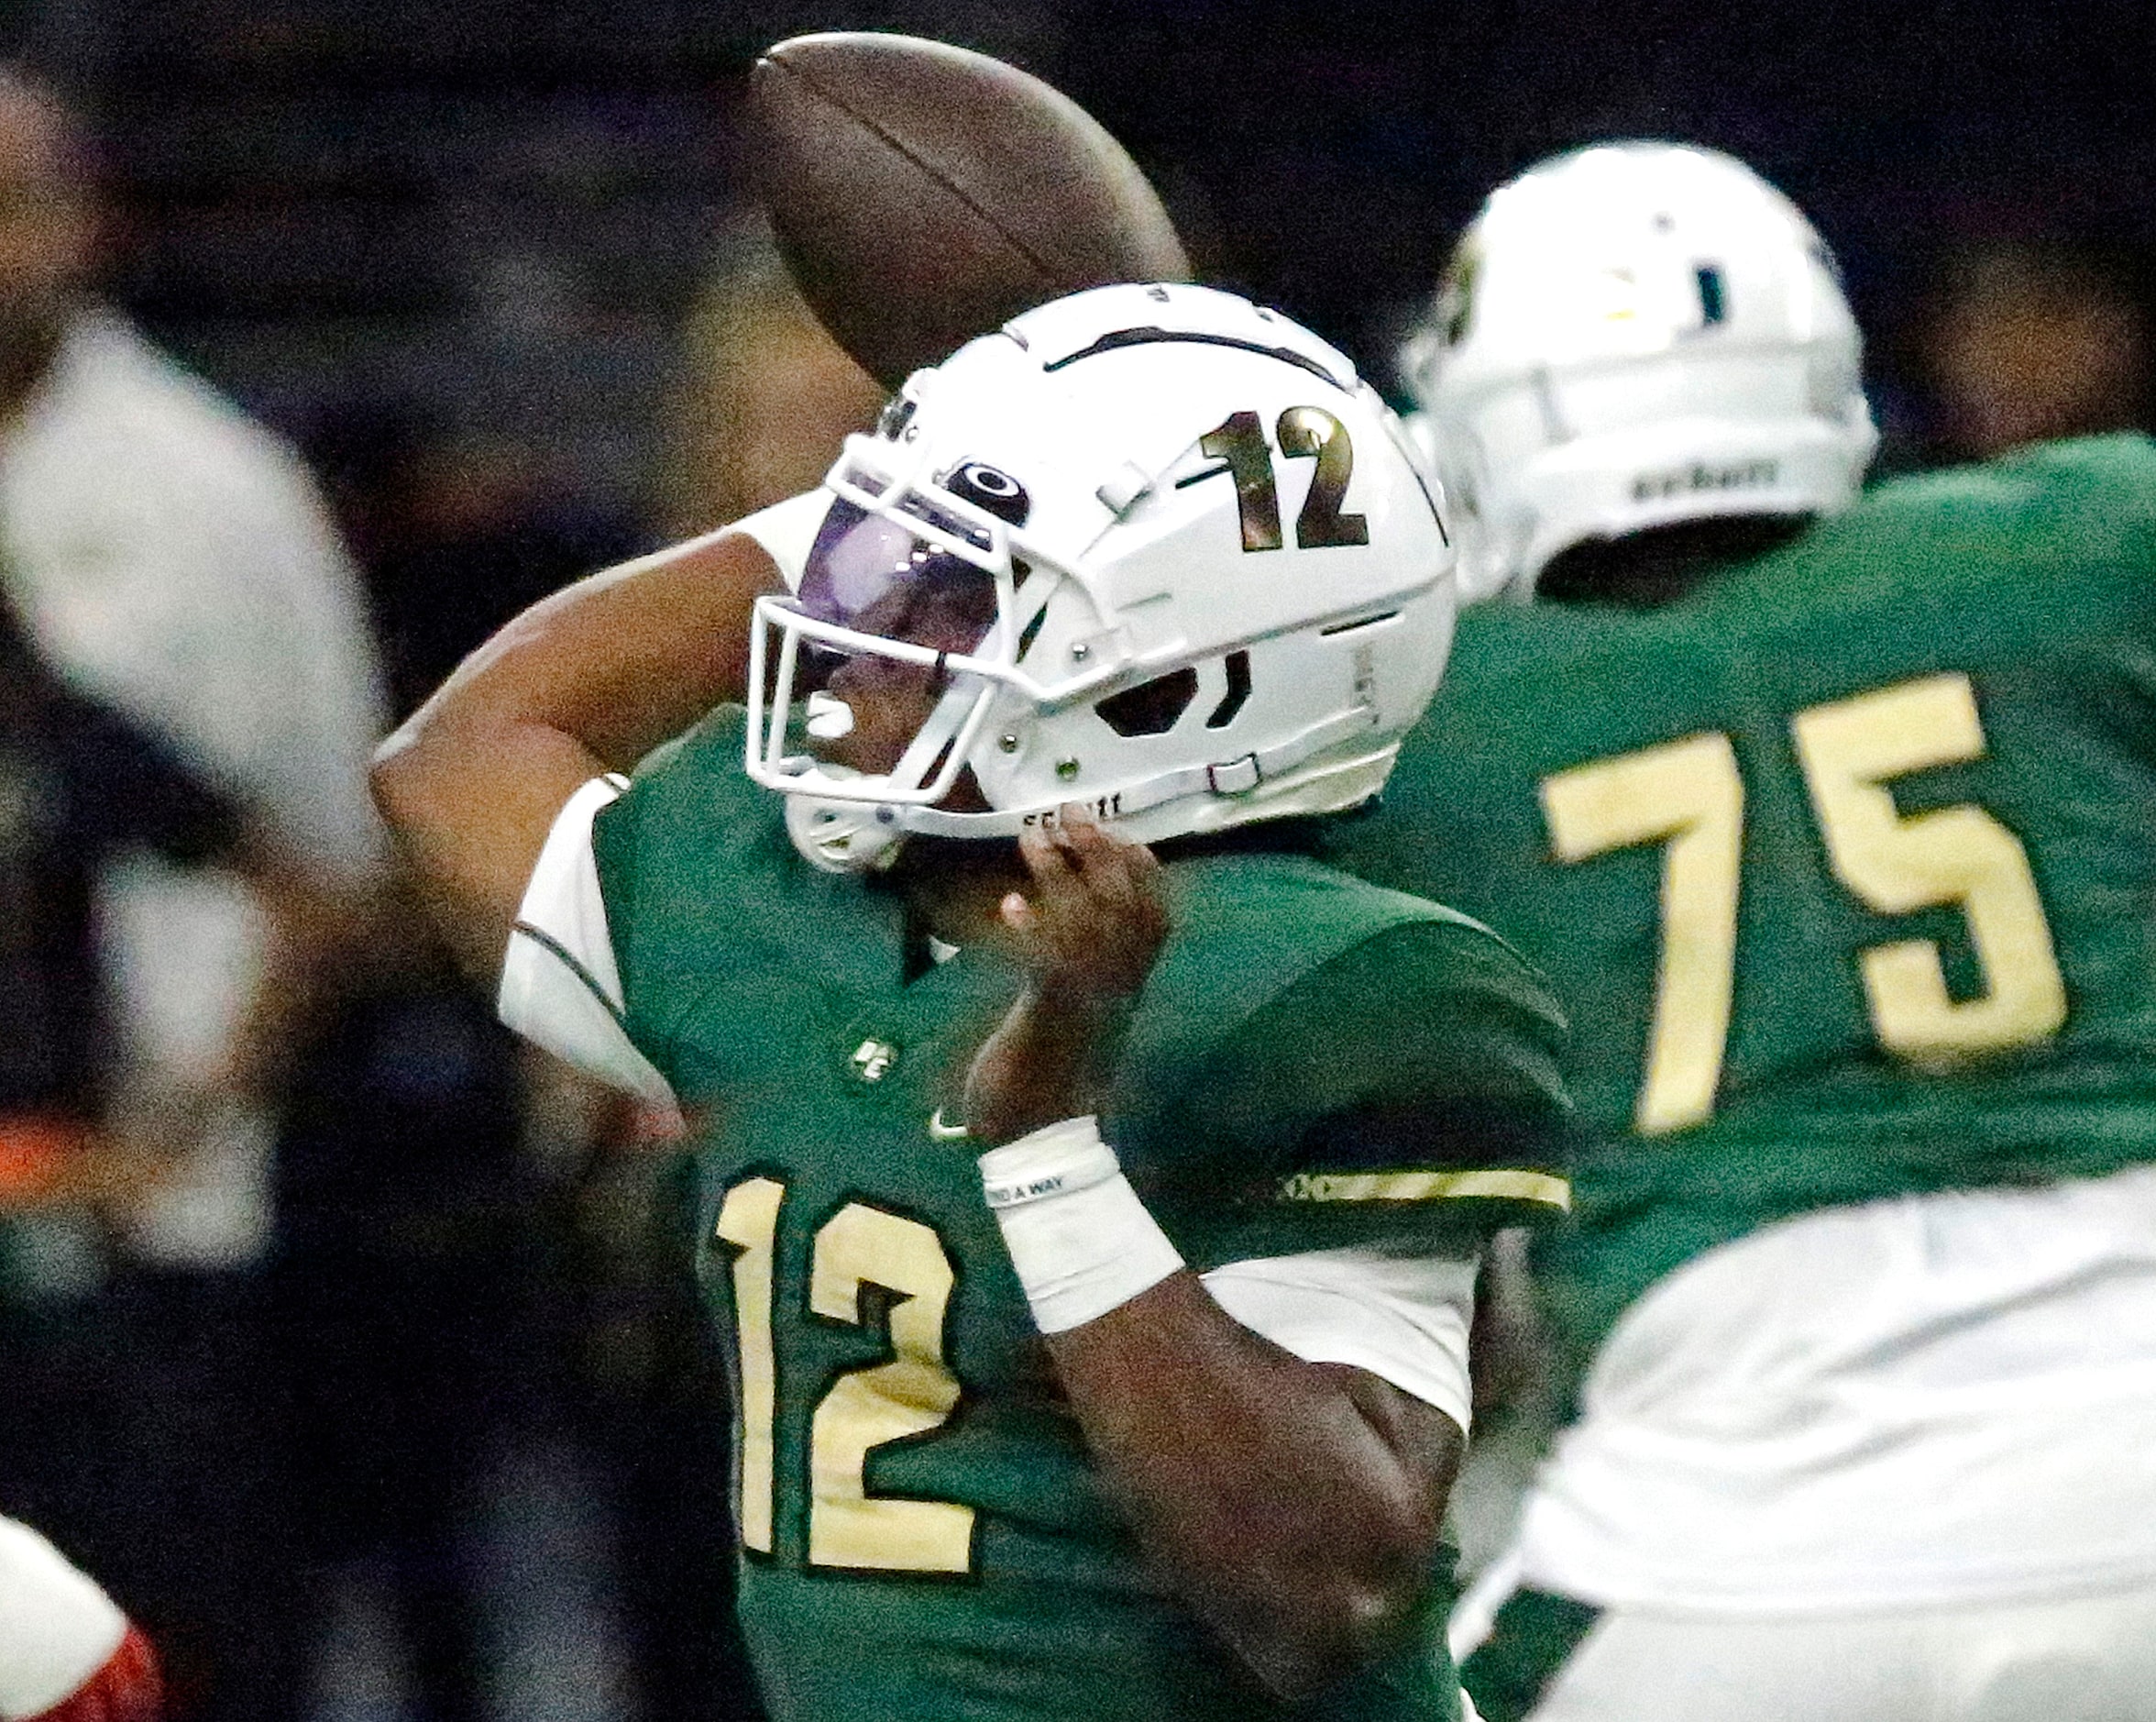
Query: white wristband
980 1116 1185 1333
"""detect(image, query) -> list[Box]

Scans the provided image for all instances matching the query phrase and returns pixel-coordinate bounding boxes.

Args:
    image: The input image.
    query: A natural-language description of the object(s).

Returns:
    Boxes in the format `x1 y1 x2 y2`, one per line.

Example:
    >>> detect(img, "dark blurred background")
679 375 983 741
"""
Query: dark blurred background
0 2 2149 1719
22 0 2156 539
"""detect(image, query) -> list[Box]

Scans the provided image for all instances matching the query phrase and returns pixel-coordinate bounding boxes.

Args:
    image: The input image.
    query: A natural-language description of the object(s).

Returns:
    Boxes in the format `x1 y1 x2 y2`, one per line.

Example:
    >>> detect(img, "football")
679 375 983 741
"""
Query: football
748 31 1193 391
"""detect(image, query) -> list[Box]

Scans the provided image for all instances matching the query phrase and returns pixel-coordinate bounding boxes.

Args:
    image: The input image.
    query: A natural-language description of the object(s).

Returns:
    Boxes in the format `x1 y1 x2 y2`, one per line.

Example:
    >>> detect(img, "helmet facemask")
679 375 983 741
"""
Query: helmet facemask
746 433 1117 860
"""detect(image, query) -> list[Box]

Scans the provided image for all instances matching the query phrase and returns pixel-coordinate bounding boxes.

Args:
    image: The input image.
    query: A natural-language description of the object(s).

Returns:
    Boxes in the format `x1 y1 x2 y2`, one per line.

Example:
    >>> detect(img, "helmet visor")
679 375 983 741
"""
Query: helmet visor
797 499 1001 660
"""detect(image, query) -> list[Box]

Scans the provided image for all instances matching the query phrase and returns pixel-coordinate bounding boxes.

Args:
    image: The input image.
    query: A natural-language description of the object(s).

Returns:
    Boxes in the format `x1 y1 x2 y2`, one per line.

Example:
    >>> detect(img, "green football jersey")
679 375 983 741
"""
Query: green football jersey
566 708 1572 1722
1324 434 2156 1363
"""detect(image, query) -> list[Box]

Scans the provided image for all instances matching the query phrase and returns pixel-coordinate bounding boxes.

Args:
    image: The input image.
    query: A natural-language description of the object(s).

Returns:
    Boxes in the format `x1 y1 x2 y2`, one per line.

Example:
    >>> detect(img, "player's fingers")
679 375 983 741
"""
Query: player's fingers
1061 805 1157 881
999 890 1036 934
1041 811 1096 879
1058 808 1141 912
1060 805 1138 867
1063 807 1155 904
1108 844 1168 934
1018 821 1094 942
1018 820 1074 888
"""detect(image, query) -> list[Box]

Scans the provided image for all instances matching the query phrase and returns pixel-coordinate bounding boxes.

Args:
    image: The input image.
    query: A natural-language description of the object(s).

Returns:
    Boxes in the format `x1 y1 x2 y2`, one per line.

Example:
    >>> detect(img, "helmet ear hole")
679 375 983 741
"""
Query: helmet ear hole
1094 668 1200 737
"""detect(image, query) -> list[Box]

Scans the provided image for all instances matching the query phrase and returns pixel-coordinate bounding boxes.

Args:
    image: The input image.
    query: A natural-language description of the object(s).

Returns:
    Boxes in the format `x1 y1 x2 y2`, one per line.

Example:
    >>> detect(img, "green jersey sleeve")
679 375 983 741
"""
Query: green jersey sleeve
1109 854 1575 1269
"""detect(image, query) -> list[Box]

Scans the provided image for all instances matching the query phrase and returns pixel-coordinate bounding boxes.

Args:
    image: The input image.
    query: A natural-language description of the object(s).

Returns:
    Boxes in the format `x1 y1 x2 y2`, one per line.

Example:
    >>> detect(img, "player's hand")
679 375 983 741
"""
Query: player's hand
964 806 1168 1144
1001 805 1168 1010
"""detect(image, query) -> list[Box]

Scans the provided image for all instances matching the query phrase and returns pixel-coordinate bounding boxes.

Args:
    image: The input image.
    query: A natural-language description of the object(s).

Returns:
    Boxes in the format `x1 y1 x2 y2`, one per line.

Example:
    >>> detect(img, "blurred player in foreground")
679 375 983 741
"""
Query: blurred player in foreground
375 282 1576 1719
0 66 380 1713
0 583 318 1632
0 1515 160 1722
1329 141 2156 1719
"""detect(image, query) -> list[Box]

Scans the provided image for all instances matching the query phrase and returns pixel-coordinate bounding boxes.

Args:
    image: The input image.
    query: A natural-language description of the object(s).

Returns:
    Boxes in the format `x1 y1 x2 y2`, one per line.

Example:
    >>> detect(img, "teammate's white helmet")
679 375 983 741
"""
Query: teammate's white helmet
746 282 1456 871
1399 142 1877 602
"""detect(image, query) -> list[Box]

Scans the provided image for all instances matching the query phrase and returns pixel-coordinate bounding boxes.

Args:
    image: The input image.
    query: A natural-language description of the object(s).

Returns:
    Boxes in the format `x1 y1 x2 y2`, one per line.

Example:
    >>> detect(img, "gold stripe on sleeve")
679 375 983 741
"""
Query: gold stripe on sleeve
1276 1168 1573 1209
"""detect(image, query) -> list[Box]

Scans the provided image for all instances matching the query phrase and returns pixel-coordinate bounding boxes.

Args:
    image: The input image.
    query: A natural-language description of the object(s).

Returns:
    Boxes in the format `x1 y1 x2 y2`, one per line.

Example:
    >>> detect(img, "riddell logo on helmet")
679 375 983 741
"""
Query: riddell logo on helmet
1632 459 1779 502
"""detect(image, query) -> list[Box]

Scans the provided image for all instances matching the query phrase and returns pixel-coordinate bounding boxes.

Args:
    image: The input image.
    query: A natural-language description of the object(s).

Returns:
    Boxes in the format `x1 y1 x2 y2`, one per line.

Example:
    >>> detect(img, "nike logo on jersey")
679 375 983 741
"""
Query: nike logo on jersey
928 1109 973 1142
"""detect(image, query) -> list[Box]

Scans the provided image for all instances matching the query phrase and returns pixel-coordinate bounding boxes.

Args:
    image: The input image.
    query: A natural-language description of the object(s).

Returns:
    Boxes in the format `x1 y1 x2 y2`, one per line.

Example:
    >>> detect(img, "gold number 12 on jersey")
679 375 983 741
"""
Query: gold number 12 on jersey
1542 673 2066 1135
714 1176 974 1574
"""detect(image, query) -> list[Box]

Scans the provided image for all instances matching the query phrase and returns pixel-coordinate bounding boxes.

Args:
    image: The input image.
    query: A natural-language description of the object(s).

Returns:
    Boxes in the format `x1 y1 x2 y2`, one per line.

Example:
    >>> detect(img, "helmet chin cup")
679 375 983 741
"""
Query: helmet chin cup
782 763 908 874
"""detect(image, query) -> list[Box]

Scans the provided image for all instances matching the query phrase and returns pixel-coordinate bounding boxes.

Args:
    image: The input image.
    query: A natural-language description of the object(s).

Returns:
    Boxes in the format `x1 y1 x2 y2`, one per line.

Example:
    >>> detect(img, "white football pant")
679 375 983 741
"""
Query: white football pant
1528 1584 2156 1722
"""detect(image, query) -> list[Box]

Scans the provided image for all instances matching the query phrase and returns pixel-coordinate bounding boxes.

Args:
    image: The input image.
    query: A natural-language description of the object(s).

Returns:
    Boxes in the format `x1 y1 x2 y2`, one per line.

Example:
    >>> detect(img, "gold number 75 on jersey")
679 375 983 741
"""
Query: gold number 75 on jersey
1541 673 2066 1135
713 1176 974 1574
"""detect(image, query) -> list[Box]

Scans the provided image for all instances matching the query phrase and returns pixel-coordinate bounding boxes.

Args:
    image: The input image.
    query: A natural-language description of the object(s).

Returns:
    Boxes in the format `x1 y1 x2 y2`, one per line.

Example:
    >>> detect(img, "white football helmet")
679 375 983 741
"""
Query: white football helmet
746 282 1456 872
1399 142 1877 602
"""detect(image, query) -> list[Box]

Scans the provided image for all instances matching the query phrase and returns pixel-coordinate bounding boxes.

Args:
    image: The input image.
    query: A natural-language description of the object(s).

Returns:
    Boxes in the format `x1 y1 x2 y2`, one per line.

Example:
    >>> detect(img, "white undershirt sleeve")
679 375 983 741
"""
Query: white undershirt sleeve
498 777 678 1112
1204 1242 1480 1434
719 489 830 593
